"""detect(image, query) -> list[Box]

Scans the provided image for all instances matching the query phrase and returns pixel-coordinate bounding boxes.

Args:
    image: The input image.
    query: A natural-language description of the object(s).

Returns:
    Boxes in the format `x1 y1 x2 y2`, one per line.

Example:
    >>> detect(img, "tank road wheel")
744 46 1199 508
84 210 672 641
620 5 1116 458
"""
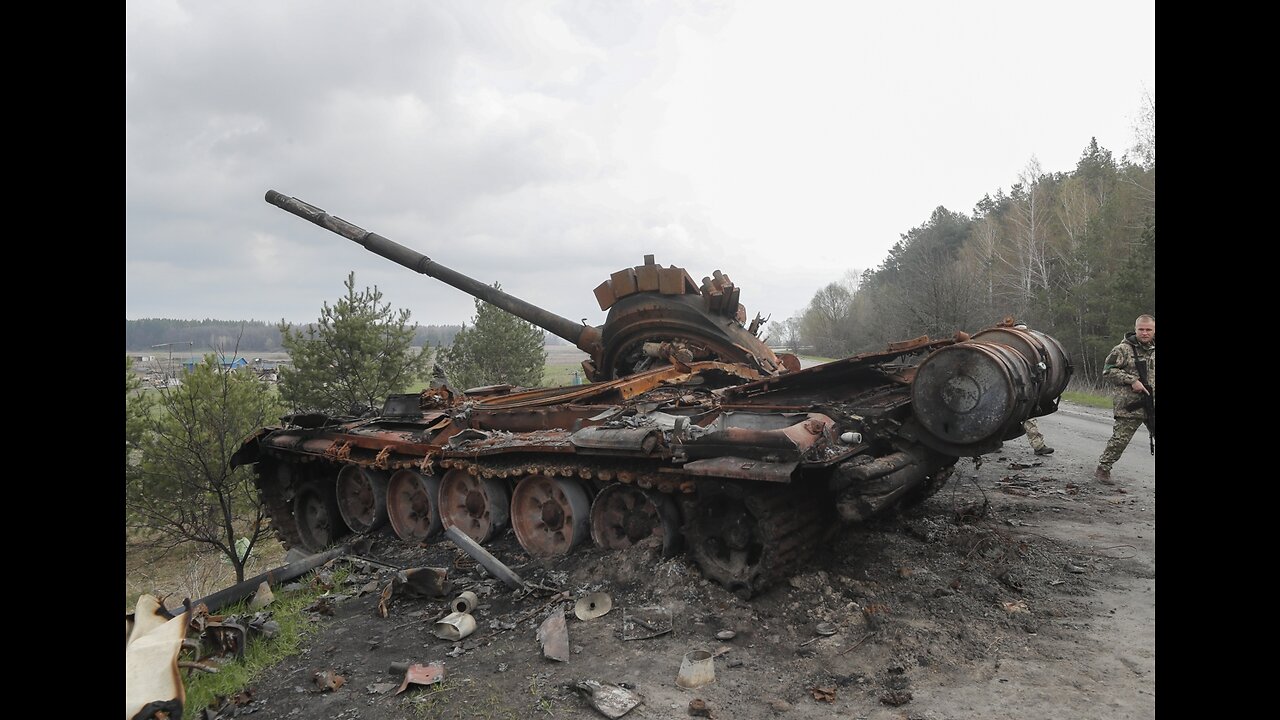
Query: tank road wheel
335 465 390 534
386 470 443 542
590 484 682 556
439 468 510 544
684 483 823 599
511 476 592 558
293 481 350 552
255 460 304 550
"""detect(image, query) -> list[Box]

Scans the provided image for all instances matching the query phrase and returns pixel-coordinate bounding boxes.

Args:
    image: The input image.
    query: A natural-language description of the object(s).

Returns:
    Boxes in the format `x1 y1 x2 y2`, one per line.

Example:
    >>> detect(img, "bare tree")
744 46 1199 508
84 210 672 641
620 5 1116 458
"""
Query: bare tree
1123 89 1156 211
998 156 1053 307
800 282 854 357
1128 88 1155 172
767 316 805 354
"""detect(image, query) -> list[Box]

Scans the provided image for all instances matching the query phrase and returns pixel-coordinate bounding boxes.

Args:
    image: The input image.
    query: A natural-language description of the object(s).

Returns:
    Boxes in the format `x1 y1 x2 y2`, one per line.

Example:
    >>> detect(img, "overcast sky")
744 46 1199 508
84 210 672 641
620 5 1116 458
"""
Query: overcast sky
125 0 1154 334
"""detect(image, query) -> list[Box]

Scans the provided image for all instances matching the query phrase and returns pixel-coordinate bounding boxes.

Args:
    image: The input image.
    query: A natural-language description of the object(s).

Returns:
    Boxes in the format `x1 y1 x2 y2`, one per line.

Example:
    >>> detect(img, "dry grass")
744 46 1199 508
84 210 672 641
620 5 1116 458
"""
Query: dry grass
125 536 288 613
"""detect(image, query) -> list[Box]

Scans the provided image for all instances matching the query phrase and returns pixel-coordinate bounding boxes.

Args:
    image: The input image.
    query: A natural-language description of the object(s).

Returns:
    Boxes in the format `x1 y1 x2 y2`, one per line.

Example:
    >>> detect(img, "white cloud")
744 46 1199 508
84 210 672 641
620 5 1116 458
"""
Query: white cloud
126 0 1154 331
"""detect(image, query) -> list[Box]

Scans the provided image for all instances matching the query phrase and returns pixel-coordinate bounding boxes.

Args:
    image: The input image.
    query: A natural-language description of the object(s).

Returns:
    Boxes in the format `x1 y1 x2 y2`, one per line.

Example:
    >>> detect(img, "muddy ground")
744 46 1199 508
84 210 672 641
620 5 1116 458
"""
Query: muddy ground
199 401 1155 720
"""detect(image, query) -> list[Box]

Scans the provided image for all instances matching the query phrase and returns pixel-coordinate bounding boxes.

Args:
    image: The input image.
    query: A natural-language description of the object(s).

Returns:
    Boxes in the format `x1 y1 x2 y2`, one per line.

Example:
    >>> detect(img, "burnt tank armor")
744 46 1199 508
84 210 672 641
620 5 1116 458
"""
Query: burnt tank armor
234 191 1072 598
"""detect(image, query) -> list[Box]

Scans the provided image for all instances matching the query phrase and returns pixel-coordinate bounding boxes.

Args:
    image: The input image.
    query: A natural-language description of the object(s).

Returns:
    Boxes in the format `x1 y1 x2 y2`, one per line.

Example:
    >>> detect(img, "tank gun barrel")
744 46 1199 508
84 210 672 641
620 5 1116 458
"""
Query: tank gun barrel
265 190 602 355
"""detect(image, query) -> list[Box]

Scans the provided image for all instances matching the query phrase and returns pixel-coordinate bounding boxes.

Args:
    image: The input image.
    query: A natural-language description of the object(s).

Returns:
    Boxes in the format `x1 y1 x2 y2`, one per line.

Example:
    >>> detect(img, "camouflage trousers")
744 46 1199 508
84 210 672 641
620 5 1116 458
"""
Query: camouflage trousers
1023 419 1047 451
1098 417 1147 469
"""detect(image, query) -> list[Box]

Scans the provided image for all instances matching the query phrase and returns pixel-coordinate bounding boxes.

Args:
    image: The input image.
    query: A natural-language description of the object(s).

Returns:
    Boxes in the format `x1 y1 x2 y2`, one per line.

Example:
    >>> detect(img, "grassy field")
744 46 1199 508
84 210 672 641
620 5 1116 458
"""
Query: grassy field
540 343 590 386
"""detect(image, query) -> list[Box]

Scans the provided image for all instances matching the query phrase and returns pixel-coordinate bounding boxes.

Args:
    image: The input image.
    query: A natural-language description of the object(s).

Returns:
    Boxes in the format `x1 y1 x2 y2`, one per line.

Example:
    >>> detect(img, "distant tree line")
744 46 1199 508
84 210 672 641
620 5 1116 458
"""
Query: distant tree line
126 318 464 353
771 96 1155 385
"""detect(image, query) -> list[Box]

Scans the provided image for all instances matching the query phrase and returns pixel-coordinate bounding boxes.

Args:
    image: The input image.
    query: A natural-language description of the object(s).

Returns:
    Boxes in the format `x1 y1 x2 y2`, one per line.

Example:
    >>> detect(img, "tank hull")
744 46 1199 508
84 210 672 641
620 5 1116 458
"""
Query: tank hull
237 330 1068 597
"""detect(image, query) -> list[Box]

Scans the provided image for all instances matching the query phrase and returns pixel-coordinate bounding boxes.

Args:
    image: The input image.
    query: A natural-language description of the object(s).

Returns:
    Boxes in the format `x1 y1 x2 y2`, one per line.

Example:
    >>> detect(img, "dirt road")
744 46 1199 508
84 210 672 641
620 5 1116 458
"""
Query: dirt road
211 400 1155 719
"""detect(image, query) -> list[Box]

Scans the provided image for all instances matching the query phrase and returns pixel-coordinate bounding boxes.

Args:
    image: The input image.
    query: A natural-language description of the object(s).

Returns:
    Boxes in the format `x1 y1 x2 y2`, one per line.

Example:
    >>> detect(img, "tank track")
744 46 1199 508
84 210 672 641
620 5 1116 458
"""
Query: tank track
899 462 956 510
254 461 303 551
682 481 826 599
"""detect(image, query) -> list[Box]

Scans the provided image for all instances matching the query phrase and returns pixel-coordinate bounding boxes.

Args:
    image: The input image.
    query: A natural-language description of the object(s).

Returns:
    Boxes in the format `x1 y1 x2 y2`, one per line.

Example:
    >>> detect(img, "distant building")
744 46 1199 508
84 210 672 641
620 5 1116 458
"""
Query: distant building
182 357 251 374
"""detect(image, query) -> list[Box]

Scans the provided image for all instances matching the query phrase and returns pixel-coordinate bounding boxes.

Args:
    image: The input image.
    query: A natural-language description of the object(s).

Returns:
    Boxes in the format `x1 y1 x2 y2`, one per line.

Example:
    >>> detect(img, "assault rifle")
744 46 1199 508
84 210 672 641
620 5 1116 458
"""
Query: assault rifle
1123 356 1155 454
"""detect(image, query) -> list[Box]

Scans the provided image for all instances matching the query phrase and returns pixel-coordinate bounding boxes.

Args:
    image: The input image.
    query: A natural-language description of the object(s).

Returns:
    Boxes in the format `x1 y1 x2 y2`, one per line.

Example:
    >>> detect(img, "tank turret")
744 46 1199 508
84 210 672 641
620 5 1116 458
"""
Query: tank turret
265 191 784 381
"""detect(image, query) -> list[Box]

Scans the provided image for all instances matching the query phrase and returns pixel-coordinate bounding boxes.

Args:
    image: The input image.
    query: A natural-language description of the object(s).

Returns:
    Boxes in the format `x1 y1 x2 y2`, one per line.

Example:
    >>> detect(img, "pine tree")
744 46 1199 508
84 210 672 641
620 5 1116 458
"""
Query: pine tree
278 272 433 416
439 283 547 390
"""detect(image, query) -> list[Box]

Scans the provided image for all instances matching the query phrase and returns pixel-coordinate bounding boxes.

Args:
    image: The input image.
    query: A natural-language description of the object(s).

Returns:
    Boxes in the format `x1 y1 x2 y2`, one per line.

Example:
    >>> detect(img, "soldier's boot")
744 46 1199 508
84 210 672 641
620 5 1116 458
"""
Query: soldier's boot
1094 465 1114 485
1034 446 1055 456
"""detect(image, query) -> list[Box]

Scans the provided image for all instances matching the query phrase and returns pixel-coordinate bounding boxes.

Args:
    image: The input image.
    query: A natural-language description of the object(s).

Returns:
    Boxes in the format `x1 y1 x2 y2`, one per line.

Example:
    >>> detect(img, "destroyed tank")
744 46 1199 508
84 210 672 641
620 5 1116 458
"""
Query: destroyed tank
233 191 1072 598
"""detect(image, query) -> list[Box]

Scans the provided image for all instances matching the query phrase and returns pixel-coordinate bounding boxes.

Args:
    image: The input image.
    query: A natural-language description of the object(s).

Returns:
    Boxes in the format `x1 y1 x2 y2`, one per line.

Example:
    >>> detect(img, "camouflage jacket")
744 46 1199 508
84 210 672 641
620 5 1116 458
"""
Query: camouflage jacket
1102 332 1155 419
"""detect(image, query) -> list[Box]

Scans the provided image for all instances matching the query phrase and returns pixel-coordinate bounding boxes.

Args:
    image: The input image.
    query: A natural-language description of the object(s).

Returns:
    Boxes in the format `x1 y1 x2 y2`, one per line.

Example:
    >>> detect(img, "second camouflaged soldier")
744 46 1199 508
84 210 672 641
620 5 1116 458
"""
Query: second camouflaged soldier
1013 324 1054 456
1095 315 1156 485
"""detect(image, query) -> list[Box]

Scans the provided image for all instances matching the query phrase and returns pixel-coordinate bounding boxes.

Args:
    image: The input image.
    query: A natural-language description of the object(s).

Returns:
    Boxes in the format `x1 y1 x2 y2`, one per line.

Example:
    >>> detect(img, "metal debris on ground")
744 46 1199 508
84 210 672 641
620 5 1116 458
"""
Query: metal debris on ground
574 679 642 718
245 611 280 639
312 669 346 693
538 610 571 662
688 697 714 717
247 580 275 611
395 662 445 694
838 632 876 656
432 611 477 641
377 582 393 618
621 606 672 640
202 620 247 661
393 567 452 599
444 525 525 590
810 686 836 703
452 590 479 614
575 592 613 620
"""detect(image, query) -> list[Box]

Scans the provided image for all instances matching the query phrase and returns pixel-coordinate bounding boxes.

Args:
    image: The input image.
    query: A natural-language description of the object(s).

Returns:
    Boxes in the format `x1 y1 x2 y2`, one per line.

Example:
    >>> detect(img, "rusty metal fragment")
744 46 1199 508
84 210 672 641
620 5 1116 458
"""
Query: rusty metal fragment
313 669 346 693
377 582 393 618
202 620 247 661
810 686 836 703
395 662 445 694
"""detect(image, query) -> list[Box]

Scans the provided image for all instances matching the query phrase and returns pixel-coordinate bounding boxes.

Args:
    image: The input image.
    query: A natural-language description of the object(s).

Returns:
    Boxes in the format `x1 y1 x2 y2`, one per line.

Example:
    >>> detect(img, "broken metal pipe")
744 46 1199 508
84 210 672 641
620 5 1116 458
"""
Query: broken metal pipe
444 525 526 590
169 545 350 618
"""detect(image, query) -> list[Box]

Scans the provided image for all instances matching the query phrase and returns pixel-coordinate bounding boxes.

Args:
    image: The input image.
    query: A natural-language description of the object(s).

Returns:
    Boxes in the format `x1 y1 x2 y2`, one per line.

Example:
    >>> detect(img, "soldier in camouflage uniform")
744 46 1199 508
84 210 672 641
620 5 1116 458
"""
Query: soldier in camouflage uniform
1013 324 1054 456
1023 418 1053 455
1094 315 1156 485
